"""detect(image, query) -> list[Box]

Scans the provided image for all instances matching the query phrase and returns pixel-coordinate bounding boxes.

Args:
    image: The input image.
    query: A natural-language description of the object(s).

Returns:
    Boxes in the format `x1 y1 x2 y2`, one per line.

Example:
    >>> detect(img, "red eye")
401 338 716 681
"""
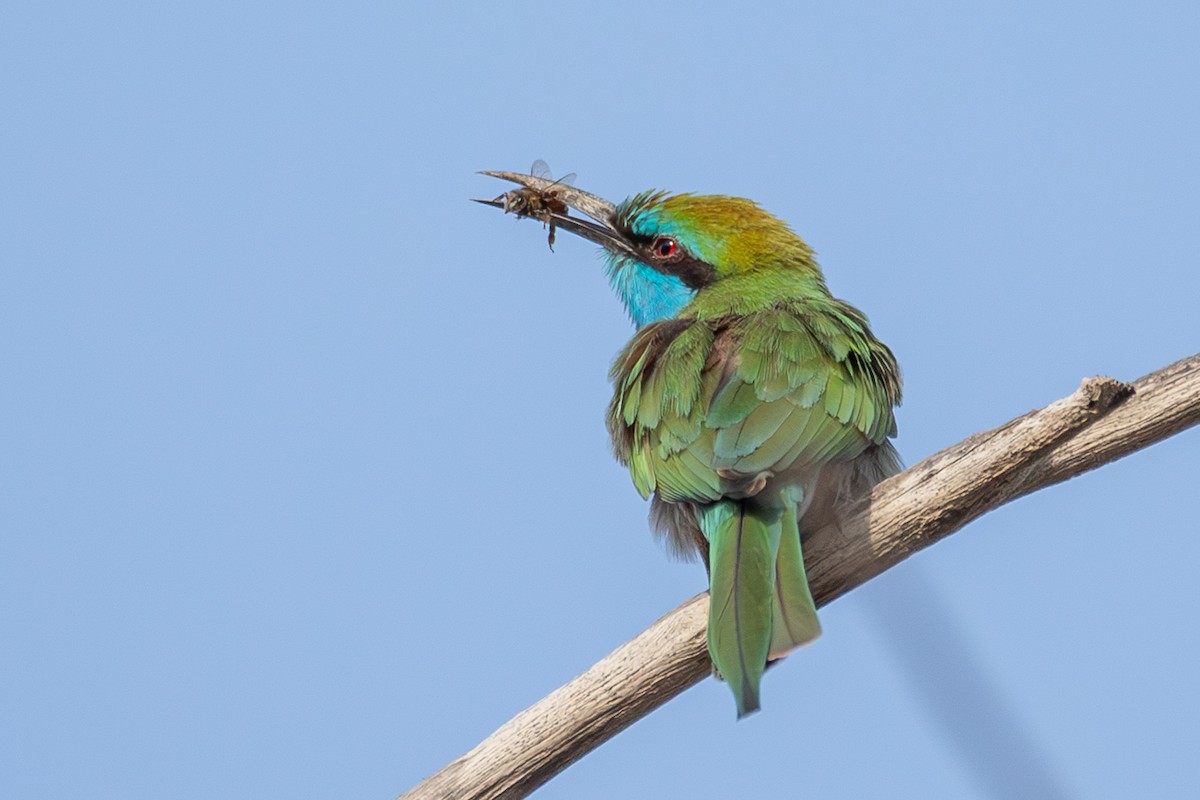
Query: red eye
654 237 678 258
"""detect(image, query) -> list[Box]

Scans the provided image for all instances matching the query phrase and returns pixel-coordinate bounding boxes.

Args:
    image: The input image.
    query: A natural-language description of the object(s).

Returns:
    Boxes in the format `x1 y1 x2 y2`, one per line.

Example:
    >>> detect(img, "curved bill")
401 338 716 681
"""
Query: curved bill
472 169 636 259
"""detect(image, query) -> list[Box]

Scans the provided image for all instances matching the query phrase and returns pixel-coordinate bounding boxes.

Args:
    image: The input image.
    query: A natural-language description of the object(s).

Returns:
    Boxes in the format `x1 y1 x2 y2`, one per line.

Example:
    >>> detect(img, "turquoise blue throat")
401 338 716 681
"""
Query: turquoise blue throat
604 254 695 328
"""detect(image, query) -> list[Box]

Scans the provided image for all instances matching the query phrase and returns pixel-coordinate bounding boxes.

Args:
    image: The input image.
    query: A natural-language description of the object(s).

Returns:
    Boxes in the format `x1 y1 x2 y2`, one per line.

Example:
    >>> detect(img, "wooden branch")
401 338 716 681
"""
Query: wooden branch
401 353 1200 800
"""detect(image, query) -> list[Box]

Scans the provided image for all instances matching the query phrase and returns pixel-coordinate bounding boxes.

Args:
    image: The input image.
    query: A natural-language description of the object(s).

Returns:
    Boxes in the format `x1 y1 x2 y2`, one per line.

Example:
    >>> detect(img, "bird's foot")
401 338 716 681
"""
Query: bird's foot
715 469 773 498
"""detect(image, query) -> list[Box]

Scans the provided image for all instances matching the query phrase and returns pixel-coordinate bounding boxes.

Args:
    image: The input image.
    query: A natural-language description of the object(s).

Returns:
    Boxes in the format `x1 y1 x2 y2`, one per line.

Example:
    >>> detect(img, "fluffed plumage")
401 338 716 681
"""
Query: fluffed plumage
602 193 902 716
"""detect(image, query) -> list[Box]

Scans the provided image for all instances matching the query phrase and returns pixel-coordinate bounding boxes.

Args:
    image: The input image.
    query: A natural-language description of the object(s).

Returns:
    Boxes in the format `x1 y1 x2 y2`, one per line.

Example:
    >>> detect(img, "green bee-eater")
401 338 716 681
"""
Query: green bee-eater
480 172 902 717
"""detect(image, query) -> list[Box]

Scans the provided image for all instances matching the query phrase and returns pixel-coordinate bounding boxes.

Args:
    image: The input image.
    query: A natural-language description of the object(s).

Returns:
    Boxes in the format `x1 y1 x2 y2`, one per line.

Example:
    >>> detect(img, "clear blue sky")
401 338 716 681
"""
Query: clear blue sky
3 2 1198 798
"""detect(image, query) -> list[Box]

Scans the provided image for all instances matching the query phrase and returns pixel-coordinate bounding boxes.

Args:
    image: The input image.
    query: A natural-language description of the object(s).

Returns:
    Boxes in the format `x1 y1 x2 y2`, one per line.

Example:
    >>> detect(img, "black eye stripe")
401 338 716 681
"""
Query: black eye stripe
632 236 714 290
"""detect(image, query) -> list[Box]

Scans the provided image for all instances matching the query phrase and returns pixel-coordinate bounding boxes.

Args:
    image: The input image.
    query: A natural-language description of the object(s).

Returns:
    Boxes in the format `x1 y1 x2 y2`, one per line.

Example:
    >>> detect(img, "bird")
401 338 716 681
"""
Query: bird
478 173 903 717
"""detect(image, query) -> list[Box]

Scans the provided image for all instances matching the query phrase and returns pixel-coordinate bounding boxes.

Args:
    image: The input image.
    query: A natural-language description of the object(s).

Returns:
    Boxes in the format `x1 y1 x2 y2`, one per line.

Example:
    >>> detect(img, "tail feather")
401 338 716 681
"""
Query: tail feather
701 501 780 718
769 500 821 658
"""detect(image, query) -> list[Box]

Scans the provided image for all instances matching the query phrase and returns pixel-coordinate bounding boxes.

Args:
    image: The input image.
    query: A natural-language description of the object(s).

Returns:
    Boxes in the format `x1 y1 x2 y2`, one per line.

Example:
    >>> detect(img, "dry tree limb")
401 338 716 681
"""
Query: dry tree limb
402 353 1200 800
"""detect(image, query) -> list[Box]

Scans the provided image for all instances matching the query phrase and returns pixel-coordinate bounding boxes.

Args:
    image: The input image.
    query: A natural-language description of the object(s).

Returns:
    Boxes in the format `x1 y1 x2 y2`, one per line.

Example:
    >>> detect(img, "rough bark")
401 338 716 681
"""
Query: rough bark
401 353 1200 800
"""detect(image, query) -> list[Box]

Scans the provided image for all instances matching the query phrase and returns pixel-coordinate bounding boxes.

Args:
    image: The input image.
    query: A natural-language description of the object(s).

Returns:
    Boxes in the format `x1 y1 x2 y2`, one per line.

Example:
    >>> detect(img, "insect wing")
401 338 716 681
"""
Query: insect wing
530 159 575 188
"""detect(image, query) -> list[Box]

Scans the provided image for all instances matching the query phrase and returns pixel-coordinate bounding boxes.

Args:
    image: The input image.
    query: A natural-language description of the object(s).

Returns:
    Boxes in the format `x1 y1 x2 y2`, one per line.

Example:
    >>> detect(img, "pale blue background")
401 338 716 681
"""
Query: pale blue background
3 2 1198 798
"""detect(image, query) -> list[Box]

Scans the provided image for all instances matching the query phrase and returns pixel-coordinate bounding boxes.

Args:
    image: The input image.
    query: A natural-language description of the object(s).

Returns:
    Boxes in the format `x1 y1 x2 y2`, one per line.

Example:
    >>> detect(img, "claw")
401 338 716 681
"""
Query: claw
716 469 774 498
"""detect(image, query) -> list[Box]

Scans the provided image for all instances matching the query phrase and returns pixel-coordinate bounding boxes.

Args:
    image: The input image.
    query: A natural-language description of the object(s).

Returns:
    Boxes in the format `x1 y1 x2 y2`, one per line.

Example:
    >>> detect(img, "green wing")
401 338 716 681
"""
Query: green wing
608 299 900 505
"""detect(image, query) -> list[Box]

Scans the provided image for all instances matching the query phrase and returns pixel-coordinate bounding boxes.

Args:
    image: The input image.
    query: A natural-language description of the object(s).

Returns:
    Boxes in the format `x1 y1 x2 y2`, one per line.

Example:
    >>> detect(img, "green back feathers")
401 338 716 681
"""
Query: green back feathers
607 297 900 505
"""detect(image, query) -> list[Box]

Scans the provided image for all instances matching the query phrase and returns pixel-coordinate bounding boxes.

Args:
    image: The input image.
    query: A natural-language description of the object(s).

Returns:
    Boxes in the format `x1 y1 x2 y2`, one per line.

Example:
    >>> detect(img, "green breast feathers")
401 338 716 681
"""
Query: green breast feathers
607 299 901 506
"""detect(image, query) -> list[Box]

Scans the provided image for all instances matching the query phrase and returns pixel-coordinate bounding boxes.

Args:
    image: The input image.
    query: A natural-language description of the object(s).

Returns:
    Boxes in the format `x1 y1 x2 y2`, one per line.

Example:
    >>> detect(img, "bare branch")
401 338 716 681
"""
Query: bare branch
401 353 1200 800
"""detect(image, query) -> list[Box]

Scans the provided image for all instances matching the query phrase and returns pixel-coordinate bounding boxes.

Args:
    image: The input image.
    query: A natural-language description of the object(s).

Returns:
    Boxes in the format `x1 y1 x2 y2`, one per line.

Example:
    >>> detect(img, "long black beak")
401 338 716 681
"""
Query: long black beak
473 169 637 259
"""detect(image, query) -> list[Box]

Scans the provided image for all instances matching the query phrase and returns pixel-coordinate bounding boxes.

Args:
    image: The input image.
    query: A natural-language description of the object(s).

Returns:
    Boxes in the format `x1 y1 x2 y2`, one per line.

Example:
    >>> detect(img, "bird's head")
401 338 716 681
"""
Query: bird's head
478 172 825 327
